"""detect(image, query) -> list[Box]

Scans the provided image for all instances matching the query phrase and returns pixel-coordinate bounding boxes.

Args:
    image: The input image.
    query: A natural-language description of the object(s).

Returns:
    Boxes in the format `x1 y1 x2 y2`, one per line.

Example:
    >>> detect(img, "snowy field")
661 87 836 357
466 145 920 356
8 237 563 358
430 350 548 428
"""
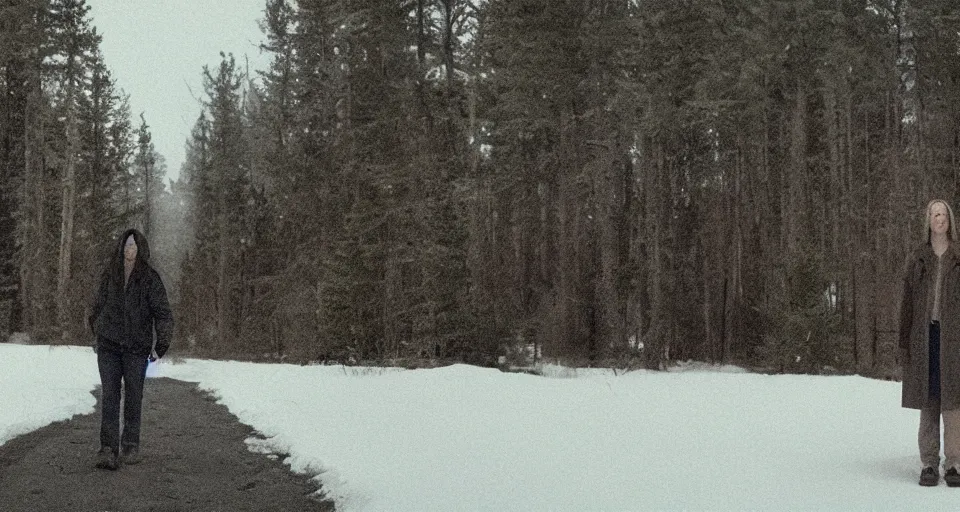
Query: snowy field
0 344 101 446
0 343 953 511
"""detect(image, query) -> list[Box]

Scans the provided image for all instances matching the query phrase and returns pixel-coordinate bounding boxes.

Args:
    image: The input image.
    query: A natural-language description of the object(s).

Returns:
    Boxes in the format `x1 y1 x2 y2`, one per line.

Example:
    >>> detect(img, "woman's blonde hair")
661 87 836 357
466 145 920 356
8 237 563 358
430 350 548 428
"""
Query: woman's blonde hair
925 199 959 243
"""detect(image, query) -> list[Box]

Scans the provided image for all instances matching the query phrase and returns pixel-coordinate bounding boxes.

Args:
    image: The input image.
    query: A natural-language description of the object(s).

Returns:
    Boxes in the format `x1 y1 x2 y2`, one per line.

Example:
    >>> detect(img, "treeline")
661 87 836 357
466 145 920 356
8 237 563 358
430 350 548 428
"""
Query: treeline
170 0 960 372
5 0 960 374
0 0 173 342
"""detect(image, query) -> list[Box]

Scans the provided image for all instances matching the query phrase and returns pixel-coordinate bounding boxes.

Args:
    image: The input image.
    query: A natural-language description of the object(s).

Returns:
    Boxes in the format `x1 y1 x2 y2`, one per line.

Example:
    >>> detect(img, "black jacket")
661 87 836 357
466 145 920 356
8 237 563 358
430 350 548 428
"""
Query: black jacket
89 229 174 357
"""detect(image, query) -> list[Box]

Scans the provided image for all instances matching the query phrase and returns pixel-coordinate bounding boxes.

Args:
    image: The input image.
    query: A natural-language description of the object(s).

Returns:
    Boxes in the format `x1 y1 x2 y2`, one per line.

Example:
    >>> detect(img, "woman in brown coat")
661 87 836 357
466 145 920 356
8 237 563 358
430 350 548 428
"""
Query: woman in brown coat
900 199 960 487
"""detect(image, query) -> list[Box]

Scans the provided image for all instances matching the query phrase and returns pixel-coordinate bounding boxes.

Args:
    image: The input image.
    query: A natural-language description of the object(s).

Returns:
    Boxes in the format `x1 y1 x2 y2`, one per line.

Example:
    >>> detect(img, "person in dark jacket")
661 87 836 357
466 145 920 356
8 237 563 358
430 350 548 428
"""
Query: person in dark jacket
89 228 173 470
900 199 960 487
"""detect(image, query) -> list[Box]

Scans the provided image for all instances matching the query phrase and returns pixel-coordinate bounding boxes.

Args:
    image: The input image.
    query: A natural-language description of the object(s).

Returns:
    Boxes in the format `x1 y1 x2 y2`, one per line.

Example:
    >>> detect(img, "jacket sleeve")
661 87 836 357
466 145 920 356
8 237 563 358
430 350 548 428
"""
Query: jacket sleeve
149 271 174 358
898 258 915 360
89 268 109 338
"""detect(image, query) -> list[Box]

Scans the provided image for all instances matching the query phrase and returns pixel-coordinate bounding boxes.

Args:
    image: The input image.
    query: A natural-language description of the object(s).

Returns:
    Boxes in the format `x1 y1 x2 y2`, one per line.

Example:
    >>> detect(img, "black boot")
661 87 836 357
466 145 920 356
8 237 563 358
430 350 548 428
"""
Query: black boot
920 466 939 486
94 447 119 471
945 467 960 487
120 445 142 465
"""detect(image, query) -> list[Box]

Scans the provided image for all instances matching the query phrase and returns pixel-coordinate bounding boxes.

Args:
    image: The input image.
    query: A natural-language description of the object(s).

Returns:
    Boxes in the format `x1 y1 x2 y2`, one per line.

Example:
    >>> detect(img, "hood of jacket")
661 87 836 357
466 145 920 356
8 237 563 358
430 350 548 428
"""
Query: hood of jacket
117 228 151 262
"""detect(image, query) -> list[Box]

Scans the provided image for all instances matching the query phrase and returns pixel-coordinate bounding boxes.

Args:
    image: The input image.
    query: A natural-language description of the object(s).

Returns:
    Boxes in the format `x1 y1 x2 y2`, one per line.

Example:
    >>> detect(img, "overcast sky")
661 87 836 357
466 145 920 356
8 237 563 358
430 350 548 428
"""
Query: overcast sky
87 0 272 183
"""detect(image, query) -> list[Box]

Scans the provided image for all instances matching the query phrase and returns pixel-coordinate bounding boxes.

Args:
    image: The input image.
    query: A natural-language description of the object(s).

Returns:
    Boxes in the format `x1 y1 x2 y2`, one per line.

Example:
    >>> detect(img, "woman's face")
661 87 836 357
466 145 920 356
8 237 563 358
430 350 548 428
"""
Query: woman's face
124 237 138 262
931 202 950 237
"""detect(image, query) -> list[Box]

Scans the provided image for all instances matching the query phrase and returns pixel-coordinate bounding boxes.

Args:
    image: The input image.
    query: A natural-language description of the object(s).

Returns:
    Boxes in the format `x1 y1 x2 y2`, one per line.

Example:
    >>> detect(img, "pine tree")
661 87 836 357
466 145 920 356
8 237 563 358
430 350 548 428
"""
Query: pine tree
482 0 611 362
0 0 47 336
73 50 131 335
46 0 101 339
131 114 166 240
179 54 250 354
175 113 211 350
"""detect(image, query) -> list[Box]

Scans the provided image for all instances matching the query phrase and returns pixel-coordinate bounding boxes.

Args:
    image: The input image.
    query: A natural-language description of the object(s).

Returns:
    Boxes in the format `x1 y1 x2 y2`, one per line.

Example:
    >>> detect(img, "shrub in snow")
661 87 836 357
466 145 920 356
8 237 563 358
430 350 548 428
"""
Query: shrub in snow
6 332 32 345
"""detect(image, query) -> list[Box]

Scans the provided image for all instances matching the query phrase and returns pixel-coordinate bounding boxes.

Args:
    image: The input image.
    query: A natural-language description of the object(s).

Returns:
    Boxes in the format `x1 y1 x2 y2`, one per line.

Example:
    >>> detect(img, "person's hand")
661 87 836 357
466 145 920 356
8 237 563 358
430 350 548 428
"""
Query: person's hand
148 349 159 363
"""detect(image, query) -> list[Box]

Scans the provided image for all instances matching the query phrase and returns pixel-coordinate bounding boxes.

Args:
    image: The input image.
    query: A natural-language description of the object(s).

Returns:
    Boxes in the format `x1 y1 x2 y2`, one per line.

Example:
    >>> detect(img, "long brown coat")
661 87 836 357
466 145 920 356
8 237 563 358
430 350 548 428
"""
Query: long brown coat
900 244 960 409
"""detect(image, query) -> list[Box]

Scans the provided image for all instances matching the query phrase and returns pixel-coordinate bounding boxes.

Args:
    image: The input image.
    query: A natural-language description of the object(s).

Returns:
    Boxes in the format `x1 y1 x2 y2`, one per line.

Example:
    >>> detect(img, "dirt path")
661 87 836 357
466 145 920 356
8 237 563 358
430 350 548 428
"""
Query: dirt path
0 377 334 511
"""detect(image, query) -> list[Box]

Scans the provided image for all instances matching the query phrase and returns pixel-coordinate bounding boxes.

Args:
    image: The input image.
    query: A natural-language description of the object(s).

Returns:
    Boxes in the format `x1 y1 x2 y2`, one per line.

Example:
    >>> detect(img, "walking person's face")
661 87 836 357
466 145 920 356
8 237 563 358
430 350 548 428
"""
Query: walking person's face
931 202 950 237
124 237 138 262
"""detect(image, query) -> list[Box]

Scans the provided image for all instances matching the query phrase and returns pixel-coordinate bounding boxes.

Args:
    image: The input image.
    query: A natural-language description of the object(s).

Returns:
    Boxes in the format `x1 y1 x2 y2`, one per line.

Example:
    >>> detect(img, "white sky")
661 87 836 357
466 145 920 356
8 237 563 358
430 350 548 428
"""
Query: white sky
1 343 950 511
86 0 272 184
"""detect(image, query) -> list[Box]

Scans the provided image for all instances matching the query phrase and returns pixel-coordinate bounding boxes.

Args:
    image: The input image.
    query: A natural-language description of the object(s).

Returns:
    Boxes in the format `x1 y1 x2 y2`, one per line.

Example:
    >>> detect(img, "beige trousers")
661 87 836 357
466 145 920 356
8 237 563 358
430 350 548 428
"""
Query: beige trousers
919 399 960 469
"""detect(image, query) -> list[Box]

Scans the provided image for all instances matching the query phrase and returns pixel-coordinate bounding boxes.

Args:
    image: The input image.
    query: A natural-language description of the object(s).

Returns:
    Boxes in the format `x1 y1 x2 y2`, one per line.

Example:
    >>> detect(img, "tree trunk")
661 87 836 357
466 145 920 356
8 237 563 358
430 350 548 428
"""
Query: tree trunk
786 82 807 257
56 58 80 340
643 138 666 370
441 0 455 92
217 208 229 352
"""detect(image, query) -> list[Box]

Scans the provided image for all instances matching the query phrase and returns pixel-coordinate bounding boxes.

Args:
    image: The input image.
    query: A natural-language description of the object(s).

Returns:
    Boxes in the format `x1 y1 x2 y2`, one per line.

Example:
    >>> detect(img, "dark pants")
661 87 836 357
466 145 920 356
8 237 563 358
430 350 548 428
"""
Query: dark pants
97 347 149 453
920 321 960 469
931 321 941 400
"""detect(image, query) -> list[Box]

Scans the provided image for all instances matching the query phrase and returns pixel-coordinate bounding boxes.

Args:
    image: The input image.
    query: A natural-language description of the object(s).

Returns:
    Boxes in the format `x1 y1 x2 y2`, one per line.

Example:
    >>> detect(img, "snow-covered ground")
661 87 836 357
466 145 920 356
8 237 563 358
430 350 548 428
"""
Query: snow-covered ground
0 344 101 446
0 343 951 511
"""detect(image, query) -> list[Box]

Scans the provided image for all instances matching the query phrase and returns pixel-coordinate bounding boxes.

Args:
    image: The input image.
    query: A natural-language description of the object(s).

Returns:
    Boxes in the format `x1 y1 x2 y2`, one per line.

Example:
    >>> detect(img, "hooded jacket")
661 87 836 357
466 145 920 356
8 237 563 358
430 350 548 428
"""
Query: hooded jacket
89 228 174 357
